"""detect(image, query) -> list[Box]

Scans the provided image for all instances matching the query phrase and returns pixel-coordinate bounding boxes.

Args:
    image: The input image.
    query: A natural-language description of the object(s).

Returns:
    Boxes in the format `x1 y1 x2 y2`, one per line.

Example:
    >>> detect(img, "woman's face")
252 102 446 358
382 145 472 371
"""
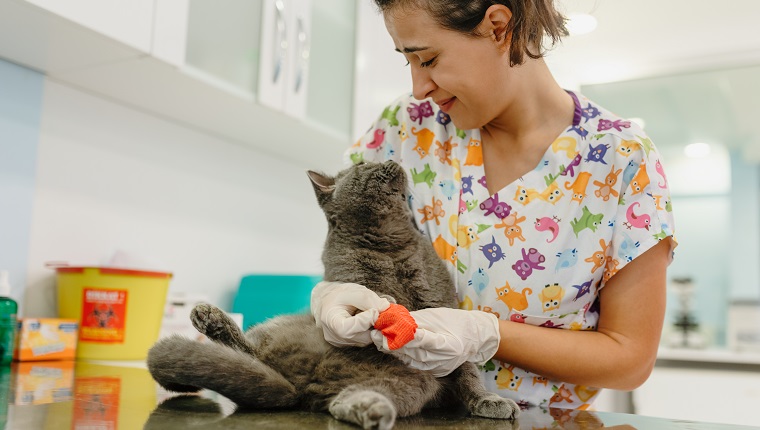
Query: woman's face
384 6 512 130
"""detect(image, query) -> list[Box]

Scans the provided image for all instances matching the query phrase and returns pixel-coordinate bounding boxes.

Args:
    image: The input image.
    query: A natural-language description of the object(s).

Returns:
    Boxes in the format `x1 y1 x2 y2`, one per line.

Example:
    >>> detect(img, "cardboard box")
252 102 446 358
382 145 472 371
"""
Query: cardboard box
13 318 79 361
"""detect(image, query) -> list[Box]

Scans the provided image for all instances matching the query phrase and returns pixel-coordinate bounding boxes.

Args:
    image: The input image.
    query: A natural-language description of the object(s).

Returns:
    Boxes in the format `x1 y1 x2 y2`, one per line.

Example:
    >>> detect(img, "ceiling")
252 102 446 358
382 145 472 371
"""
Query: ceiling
545 0 760 162
547 0 760 86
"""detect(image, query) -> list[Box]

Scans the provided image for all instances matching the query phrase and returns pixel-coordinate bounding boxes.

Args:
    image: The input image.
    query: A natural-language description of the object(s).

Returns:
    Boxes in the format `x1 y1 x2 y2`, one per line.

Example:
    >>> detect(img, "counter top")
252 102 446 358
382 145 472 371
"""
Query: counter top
658 346 760 366
2 360 758 429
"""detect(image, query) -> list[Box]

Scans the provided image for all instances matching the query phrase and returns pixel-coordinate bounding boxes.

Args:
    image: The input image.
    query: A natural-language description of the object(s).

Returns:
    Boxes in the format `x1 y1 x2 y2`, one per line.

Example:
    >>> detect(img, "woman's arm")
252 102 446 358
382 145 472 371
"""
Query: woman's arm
493 238 672 390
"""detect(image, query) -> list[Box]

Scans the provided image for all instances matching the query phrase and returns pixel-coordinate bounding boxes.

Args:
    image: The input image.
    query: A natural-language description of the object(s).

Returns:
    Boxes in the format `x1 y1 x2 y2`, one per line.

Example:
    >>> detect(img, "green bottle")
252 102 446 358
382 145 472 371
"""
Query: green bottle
0 271 18 365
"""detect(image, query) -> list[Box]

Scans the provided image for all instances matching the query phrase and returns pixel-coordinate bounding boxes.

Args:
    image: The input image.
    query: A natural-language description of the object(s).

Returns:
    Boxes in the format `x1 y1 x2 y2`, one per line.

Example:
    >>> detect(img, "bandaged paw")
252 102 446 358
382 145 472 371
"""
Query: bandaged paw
373 303 418 350
371 307 501 377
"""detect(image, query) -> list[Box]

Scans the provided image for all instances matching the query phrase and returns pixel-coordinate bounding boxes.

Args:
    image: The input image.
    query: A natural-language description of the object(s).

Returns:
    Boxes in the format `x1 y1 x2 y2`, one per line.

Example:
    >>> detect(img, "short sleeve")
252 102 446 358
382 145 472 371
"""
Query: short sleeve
602 135 677 286
343 94 410 166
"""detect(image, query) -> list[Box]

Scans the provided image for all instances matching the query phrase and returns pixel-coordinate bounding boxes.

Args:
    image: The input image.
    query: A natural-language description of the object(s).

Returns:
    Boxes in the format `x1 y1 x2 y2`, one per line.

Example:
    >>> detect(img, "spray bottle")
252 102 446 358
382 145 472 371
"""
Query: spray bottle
0 271 18 365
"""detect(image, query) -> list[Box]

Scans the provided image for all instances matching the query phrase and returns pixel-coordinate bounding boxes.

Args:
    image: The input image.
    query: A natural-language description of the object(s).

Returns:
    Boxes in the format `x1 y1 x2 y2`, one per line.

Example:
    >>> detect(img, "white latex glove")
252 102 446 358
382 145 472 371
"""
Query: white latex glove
371 307 500 377
311 281 392 347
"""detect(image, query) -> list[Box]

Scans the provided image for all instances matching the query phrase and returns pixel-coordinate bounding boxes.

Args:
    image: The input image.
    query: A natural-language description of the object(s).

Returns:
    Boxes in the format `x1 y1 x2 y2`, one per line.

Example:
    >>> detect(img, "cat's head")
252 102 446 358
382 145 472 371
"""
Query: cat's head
307 161 410 229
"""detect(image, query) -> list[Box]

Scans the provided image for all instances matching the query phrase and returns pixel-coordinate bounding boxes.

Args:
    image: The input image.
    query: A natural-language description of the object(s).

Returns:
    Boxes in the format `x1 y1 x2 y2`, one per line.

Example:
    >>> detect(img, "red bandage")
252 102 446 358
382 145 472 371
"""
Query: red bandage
373 303 418 350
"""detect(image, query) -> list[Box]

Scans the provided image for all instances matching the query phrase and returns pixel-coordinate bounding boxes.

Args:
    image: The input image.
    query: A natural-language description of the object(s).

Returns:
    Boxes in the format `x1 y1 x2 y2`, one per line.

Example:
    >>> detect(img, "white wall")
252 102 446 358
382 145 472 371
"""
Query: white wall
0 59 43 309
351 1 411 141
730 152 760 300
23 80 328 317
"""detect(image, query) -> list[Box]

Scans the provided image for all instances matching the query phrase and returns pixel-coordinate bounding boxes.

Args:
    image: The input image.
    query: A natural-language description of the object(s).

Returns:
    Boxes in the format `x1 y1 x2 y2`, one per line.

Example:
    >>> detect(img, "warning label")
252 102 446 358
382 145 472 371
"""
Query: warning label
80 288 128 343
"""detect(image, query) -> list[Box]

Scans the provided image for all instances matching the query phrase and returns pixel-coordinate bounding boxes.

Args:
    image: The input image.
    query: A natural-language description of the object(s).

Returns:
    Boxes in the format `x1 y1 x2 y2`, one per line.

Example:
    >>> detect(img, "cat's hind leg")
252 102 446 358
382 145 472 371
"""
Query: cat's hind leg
147 335 298 408
446 362 519 420
191 303 256 355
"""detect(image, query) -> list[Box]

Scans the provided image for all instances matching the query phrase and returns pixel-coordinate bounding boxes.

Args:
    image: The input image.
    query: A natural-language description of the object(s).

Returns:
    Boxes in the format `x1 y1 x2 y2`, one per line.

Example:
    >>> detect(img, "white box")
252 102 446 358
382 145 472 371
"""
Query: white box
727 300 760 352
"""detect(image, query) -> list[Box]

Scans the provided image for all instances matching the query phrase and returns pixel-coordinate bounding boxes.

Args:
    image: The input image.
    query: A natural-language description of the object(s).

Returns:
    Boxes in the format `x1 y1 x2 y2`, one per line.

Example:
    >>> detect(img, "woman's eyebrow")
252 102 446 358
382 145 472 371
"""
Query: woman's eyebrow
395 46 429 53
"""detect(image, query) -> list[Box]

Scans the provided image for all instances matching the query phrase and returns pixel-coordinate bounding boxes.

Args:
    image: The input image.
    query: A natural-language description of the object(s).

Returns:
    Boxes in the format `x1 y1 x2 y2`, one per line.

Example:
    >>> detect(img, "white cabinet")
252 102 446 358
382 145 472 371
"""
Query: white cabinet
634 366 760 426
0 0 357 171
257 0 312 118
283 0 313 119
257 0 288 110
156 0 350 127
152 0 189 66
24 0 155 52
180 0 263 94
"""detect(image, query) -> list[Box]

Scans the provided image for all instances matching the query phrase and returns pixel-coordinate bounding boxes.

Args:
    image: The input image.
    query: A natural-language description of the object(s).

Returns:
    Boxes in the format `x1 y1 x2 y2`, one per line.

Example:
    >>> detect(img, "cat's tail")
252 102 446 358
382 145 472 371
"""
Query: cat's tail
147 335 298 408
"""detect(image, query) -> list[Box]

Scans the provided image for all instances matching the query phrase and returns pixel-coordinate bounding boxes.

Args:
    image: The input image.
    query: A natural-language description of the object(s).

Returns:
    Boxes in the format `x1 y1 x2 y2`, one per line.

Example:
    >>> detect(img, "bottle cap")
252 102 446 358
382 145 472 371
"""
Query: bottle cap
0 271 10 297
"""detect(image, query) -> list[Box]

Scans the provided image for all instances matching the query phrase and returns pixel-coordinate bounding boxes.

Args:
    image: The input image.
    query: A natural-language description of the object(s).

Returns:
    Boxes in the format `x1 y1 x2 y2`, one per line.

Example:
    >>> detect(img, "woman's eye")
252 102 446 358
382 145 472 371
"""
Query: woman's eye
420 57 437 67
403 57 437 68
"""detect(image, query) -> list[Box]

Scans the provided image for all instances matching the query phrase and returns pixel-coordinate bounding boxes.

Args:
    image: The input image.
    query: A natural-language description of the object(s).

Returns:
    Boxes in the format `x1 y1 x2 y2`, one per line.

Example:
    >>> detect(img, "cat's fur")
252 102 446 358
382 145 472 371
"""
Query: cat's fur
147 161 519 429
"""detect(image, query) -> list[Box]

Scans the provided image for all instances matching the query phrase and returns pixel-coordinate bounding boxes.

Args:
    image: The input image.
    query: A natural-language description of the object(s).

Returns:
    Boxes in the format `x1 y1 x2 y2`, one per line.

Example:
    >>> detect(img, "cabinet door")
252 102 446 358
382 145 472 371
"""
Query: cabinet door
258 0 288 111
24 0 154 52
184 0 262 93
283 0 312 119
153 0 189 66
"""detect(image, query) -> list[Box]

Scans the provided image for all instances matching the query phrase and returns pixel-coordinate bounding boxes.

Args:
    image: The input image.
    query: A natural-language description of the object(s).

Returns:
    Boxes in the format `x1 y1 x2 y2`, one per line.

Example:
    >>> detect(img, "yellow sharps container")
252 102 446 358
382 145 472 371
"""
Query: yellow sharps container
56 267 172 360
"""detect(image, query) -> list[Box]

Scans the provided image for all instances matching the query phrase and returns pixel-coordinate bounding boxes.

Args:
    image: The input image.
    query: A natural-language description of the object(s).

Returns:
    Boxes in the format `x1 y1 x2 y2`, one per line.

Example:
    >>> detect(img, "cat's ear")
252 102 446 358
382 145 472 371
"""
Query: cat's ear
307 170 335 204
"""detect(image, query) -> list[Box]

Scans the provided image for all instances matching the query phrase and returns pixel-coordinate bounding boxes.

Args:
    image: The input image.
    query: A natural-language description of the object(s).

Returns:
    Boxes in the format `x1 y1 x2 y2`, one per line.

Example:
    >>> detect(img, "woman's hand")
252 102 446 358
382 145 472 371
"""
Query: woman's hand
311 281 391 347
371 307 500 377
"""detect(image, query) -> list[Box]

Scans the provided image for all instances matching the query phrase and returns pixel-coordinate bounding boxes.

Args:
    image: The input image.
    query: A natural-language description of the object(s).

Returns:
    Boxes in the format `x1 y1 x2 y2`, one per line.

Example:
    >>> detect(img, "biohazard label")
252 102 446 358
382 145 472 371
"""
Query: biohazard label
73 377 120 430
80 288 128 343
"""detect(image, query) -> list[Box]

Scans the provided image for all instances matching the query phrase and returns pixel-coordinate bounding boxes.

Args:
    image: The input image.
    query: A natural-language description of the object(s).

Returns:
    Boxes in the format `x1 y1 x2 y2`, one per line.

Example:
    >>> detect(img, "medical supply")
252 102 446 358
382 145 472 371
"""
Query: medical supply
13 318 78 361
0 271 18 365
56 266 172 360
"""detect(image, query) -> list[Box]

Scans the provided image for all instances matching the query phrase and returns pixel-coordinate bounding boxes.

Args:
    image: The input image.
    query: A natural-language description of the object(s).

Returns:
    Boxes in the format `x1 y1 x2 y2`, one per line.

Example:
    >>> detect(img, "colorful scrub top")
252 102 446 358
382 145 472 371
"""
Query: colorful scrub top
346 91 676 409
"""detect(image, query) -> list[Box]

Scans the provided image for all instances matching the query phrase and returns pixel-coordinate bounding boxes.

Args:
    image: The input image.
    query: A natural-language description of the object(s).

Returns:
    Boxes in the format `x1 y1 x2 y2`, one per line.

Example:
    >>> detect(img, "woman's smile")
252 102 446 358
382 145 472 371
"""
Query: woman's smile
436 97 457 113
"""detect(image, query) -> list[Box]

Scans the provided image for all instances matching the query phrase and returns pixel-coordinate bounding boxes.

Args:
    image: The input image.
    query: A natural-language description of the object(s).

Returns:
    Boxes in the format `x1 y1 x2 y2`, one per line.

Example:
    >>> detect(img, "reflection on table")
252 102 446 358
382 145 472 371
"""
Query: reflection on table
0 360 755 429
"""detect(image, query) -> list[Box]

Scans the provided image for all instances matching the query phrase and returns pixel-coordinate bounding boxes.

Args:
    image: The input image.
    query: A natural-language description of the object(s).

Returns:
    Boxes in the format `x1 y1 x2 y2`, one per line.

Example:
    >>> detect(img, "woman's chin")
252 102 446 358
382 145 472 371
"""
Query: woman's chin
450 116 486 132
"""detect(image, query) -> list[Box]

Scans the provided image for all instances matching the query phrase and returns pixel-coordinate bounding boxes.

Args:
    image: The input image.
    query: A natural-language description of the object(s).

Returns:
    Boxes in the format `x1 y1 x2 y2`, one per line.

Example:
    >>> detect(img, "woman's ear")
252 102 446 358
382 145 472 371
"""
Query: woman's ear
480 4 513 47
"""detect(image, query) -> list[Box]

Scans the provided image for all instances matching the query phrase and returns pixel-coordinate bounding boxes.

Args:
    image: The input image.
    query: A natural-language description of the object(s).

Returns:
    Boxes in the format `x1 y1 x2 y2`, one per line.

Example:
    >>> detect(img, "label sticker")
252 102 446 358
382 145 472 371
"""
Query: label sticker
73 377 120 430
80 288 128 343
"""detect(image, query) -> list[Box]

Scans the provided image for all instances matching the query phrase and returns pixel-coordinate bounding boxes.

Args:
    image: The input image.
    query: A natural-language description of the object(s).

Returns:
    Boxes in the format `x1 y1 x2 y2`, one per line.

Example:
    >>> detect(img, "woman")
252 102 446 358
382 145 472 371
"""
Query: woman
312 0 677 409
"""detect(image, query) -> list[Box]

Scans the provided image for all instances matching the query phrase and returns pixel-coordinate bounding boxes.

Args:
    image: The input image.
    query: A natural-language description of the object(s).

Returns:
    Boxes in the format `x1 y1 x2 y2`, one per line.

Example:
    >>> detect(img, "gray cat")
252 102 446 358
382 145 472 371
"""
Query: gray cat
147 160 519 430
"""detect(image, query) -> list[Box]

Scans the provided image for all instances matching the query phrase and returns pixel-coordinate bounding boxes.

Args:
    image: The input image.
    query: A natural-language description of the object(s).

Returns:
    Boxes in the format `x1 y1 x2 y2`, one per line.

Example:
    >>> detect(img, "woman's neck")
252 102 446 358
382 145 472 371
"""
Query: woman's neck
481 58 576 153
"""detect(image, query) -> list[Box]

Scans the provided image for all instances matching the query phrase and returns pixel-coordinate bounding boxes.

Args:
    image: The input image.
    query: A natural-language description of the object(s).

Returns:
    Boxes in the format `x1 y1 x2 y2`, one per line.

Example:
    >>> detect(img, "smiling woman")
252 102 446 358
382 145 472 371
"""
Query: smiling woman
312 0 679 411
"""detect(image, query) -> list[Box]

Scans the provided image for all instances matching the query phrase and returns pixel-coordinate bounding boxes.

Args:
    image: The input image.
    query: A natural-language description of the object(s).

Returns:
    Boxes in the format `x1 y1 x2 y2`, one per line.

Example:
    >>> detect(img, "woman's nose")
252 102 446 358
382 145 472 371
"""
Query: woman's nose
411 67 436 100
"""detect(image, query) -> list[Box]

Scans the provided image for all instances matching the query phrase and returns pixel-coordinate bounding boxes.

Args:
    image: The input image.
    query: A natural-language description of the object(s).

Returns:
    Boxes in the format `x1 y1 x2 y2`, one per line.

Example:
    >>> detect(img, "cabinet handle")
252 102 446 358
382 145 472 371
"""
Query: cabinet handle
272 0 288 84
293 16 309 93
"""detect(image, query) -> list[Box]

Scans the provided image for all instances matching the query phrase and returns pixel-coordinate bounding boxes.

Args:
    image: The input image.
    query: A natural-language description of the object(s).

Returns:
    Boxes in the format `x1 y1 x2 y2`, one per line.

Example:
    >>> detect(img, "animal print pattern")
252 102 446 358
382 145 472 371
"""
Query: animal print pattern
346 91 677 409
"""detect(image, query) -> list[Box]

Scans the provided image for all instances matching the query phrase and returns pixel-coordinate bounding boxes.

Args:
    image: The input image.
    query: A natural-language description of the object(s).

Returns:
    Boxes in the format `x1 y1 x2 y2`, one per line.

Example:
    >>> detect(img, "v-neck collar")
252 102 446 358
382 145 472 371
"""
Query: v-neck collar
460 90 584 215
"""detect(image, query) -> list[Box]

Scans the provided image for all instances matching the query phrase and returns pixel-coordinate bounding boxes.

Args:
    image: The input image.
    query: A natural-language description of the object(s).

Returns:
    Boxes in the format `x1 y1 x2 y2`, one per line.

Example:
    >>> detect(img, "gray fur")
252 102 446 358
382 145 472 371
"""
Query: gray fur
147 161 518 429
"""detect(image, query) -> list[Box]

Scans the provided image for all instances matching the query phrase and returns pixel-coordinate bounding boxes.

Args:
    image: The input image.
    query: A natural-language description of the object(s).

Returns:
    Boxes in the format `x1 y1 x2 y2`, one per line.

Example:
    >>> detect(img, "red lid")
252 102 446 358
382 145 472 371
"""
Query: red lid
55 266 173 279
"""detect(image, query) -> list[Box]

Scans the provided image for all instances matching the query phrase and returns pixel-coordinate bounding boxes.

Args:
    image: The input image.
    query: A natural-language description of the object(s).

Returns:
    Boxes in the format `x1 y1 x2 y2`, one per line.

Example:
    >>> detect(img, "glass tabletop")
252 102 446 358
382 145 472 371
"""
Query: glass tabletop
0 360 757 429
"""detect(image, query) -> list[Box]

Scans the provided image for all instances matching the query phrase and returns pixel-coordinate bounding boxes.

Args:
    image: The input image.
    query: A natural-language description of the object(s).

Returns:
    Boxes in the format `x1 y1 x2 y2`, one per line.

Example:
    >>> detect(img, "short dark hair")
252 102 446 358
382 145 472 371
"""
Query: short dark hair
374 0 568 66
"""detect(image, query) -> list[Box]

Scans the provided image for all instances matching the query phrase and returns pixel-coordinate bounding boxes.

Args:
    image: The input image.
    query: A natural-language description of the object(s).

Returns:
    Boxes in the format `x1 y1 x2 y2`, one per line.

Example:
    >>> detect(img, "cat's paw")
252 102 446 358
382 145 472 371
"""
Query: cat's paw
329 390 396 430
191 303 236 338
470 394 519 420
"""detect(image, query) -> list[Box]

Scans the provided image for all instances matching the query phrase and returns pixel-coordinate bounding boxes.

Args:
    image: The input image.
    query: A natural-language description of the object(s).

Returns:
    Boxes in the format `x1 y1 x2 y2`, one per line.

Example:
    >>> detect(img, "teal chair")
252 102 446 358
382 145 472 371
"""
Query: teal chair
232 274 322 330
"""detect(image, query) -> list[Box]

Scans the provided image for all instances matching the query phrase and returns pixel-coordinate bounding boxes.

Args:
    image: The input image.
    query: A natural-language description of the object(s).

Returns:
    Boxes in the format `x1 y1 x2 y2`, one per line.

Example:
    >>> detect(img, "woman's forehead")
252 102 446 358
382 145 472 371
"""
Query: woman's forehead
384 8 451 50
